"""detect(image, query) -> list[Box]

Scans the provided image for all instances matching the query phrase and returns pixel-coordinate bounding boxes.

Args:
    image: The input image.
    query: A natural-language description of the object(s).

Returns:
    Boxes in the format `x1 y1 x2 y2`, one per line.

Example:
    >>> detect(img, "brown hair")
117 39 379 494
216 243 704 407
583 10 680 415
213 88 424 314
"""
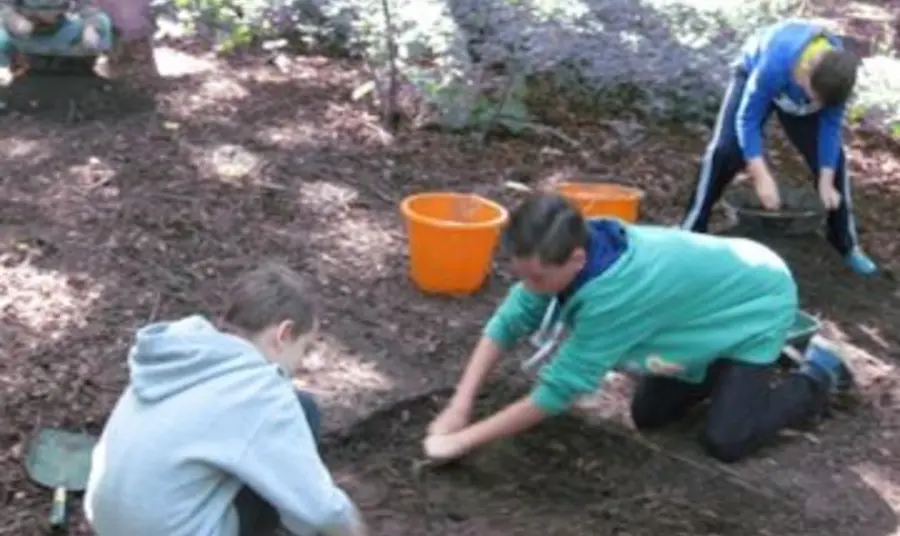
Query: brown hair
810 49 860 108
502 192 589 265
221 262 317 339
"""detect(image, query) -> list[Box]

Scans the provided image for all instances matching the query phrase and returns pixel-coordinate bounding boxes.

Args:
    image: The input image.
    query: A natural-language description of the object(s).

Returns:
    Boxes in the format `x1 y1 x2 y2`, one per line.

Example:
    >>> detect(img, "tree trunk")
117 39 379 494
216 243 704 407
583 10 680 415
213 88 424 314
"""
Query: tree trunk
93 0 155 42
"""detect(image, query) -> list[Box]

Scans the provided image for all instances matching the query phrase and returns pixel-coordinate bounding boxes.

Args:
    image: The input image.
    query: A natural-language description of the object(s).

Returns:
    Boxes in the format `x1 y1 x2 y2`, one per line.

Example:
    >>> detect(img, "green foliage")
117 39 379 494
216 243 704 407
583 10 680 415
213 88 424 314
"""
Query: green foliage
160 0 899 136
403 64 531 132
847 104 867 126
345 0 533 134
170 0 270 50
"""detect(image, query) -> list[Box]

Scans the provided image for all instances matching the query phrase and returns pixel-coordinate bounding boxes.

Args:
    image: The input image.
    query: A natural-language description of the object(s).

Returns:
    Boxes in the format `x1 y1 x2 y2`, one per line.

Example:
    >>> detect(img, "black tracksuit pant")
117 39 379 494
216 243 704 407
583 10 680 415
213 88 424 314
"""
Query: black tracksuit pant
631 359 829 463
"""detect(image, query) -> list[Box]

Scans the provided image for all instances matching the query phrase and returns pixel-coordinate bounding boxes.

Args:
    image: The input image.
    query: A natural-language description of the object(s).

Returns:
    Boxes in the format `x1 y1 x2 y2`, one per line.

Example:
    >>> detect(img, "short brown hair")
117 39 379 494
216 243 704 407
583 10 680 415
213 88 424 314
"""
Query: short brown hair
222 262 317 338
503 193 589 265
810 49 860 108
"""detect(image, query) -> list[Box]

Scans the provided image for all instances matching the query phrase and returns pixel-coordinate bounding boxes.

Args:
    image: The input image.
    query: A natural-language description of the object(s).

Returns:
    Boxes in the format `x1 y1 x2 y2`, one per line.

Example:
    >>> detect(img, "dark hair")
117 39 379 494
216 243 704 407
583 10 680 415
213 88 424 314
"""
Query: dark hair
502 192 589 265
222 262 317 338
810 49 860 107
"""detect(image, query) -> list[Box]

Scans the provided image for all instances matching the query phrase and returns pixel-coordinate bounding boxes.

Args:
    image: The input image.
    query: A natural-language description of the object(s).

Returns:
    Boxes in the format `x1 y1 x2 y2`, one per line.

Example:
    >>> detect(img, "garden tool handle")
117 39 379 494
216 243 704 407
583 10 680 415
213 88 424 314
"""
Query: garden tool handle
50 486 68 528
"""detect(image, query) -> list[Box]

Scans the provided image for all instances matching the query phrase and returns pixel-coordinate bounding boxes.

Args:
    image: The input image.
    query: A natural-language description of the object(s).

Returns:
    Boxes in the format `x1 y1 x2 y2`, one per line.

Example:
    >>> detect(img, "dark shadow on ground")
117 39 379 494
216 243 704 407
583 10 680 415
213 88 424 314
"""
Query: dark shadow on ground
6 74 157 123
322 381 899 536
612 361 900 536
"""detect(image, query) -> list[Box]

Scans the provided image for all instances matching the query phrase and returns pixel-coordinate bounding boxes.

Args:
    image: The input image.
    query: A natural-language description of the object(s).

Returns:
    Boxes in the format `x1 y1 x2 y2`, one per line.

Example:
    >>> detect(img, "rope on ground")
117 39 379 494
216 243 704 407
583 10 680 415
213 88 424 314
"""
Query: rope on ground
595 420 794 506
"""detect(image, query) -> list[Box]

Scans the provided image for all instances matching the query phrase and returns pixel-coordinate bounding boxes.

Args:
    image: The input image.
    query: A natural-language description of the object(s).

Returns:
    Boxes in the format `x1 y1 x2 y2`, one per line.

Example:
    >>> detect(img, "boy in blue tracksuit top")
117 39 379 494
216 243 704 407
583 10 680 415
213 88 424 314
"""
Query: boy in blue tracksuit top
680 19 877 276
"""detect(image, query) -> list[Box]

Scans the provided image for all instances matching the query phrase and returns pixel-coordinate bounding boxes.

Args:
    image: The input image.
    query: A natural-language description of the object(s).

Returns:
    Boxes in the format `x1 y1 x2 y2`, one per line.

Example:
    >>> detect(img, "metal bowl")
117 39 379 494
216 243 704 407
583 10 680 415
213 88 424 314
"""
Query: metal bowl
722 185 825 236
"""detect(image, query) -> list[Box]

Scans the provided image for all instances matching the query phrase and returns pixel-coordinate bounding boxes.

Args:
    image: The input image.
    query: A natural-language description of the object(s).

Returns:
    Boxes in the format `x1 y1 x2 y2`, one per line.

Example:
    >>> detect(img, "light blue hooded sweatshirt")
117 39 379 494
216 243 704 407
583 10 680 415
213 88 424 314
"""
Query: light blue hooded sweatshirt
84 315 360 536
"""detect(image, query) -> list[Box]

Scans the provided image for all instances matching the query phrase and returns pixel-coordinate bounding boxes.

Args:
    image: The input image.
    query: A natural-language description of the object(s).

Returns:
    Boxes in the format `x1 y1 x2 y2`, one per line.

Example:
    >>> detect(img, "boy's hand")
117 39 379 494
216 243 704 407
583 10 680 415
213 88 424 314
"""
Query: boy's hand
82 24 101 50
323 508 367 536
819 183 841 210
423 432 469 461
0 66 13 87
427 402 470 436
6 12 34 37
326 521 367 536
754 173 781 210
345 517 368 536
818 175 842 210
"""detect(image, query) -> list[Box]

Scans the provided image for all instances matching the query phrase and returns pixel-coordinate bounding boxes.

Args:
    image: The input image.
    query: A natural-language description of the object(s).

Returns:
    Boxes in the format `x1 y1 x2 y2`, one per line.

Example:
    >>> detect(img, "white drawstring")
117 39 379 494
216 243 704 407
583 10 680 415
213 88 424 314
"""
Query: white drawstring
523 299 566 372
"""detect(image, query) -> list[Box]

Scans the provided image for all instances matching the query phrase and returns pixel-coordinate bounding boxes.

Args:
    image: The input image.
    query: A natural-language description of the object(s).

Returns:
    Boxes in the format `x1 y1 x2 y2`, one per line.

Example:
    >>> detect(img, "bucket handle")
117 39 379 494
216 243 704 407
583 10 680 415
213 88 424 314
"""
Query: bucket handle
451 188 498 223
451 194 479 222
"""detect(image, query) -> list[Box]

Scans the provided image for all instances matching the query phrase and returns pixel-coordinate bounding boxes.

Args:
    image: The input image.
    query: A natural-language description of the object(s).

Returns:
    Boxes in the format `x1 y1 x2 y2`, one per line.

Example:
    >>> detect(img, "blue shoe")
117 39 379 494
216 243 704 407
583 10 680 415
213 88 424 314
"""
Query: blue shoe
845 247 878 276
799 336 855 393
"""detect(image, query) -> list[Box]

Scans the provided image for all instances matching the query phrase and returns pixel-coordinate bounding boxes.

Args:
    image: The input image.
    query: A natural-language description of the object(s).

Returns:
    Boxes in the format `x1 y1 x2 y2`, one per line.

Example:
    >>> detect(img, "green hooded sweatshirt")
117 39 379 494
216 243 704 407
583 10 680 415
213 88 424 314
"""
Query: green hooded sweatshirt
484 224 798 415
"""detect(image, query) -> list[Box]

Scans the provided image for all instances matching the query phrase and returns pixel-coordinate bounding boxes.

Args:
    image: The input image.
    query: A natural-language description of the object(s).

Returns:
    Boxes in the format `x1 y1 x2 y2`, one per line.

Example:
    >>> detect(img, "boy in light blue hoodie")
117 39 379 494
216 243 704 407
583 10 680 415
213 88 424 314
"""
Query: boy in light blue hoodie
84 263 367 536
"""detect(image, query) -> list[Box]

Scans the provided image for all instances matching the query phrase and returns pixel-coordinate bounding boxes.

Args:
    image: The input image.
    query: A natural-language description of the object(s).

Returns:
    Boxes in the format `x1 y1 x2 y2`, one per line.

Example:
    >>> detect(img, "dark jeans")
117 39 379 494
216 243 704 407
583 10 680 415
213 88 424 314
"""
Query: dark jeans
234 390 322 536
630 359 828 463
679 69 861 256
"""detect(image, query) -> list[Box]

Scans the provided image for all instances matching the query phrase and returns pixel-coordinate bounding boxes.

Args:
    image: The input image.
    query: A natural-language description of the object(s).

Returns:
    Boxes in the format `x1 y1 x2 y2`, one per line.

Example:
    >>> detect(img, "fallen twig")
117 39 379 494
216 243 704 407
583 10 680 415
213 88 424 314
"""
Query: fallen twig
490 113 592 161
583 489 660 515
378 0 398 132
523 121 583 149
361 119 395 146
409 457 440 531
147 291 162 323
475 65 522 147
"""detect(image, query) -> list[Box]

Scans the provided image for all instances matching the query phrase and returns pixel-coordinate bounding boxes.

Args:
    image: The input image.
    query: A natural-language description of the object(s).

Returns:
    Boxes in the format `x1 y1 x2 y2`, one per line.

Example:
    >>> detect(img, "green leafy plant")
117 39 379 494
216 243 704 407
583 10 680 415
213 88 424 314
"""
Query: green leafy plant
158 0 898 137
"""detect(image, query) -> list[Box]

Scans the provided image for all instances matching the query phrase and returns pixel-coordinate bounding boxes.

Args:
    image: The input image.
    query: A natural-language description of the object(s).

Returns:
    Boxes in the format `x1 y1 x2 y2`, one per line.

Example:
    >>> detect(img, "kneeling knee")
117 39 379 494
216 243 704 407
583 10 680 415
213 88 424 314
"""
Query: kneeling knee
699 429 750 464
707 142 742 163
630 406 673 431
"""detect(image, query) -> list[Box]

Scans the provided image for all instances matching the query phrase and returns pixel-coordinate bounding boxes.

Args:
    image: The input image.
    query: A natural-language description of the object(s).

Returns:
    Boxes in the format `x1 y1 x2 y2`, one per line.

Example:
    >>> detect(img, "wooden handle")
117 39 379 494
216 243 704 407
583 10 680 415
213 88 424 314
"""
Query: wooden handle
50 487 67 528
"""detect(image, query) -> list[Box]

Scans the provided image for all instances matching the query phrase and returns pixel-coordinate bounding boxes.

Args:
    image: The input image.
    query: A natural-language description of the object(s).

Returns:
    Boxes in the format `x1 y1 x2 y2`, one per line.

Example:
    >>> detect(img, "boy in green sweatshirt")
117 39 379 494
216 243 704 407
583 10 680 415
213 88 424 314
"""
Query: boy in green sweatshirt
424 193 853 464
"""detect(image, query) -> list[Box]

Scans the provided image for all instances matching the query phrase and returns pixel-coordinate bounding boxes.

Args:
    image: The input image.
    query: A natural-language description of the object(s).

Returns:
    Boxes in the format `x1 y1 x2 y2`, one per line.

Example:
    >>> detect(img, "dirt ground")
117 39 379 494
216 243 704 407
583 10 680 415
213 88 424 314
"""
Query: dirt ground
1 45 898 535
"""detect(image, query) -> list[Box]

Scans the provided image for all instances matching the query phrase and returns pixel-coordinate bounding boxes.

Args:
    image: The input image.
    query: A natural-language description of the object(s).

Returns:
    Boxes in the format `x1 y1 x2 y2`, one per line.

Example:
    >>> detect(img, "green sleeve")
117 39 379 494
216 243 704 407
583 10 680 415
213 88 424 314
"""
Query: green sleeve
529 301 639 415
483 283 552 350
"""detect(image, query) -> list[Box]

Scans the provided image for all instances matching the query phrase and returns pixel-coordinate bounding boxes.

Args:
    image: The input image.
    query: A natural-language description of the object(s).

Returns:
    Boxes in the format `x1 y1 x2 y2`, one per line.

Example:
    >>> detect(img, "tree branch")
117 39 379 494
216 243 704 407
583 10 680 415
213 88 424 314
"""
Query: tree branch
379 0 398 132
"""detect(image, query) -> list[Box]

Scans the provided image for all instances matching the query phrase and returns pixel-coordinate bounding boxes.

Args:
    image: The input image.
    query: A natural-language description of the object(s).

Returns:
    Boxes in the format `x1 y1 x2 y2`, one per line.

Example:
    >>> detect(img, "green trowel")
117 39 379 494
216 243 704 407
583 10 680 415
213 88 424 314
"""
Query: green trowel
25 428 97 530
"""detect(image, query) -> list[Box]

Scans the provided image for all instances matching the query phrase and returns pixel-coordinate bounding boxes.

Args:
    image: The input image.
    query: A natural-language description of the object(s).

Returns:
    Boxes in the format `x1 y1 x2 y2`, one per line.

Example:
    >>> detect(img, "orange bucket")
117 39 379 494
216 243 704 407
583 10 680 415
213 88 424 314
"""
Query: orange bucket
556 182 644 222
400 192 509 294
